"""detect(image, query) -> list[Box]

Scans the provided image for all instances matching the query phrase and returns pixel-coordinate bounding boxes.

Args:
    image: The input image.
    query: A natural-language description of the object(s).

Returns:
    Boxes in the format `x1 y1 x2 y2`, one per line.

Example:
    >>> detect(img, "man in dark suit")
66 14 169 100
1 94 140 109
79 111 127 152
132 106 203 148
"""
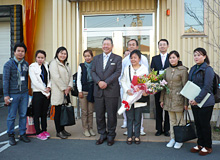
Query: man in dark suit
91 37 122 146
151 39 170 137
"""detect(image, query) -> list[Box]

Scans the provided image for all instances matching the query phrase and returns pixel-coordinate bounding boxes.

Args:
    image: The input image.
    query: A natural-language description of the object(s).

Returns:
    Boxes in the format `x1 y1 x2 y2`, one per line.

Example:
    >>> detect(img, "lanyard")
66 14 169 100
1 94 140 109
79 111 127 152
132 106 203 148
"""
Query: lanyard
13 60 22 75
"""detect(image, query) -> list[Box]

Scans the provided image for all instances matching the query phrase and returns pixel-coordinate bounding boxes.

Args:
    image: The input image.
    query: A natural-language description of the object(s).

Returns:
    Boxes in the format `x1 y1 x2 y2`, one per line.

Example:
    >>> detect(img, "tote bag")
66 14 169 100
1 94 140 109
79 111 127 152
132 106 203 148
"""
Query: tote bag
60 95 76 126
173 110 197 143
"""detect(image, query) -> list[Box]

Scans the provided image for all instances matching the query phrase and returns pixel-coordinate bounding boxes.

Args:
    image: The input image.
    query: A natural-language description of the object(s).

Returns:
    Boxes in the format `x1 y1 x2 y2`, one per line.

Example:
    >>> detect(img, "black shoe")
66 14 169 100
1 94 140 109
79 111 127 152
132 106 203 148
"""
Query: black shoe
164 131 170 137
19 134 31 143
155 131 162 136
62 130 71 136
56 132 68 139
8 134 16 146
107 140 114 146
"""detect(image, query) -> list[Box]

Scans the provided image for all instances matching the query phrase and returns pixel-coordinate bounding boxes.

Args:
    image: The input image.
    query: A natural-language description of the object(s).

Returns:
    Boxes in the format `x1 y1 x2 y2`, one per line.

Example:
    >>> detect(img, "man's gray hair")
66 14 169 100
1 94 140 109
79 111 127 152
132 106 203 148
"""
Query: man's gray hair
102 37 113 45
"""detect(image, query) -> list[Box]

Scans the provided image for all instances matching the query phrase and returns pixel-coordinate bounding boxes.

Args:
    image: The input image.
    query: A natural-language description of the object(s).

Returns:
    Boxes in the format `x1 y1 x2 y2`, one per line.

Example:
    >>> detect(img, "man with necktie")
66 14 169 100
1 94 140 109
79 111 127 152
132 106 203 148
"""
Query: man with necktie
151 39 170 137
91 37 122 146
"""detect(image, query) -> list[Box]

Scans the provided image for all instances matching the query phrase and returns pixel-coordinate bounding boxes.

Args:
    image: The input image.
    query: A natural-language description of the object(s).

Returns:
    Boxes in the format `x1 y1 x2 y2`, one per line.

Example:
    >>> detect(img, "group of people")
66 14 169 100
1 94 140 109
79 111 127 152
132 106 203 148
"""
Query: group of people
3 44 73 144
3 37 215 156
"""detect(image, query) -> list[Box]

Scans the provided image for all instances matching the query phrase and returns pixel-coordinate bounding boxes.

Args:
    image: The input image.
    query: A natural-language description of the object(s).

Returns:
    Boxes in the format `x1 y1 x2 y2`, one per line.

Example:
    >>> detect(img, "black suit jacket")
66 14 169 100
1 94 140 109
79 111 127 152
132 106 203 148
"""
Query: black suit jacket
150 54 169 74
91 53 122 98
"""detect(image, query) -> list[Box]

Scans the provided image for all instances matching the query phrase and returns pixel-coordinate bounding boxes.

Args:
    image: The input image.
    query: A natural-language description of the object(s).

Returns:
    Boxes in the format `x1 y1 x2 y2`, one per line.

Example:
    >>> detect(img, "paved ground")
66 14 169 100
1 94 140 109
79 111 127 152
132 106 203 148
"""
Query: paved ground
0 106 220 160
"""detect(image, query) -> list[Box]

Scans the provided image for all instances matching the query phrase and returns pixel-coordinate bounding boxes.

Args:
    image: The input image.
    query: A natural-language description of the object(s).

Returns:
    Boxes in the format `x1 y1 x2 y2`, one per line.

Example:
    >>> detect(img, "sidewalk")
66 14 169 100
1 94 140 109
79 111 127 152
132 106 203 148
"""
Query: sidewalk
46 118 196 143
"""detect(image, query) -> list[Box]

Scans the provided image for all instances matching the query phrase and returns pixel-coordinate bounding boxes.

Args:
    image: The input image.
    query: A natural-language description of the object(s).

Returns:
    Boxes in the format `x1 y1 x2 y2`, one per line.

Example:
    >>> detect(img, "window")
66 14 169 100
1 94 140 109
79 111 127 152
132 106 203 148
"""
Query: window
184 0 204 34
84 14 152 28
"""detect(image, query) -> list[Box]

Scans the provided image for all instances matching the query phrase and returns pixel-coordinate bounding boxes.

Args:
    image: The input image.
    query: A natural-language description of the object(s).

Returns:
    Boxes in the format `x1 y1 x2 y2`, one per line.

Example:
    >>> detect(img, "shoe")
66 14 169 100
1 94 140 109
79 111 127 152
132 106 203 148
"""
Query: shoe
140 130 146 136
83 129 91 137
155 131 162 136
107 140 114 146
121 123 127 129
56 132 67 139
190 145 202 153
96 137 107 145
62 130 71 136
166 139 175 148
19 134 31 143
164 131 170 137
126 137 132 145
123 131 128 136
199 147 212 156
174 142 183 149
43 131 50 138
134 137 141 144
89 129 96 136
36 133 47 140
8 134 16 146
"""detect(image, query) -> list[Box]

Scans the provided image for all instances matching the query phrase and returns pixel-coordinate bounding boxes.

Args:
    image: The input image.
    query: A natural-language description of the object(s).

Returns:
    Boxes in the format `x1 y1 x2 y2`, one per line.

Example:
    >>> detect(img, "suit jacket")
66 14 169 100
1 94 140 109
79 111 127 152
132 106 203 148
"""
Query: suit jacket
91 53 122 98
150 54 169 73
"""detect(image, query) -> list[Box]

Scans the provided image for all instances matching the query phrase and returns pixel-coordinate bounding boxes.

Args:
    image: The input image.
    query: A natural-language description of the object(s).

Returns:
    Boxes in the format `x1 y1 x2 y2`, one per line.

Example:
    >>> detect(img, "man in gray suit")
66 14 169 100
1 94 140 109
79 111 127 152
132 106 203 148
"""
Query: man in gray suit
91 37 122 146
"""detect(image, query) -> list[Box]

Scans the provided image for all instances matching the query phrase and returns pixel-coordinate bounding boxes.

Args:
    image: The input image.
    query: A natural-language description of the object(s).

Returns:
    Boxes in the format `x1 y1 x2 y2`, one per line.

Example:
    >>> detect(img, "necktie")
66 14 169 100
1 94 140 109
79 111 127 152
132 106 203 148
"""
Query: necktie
103 54 108 70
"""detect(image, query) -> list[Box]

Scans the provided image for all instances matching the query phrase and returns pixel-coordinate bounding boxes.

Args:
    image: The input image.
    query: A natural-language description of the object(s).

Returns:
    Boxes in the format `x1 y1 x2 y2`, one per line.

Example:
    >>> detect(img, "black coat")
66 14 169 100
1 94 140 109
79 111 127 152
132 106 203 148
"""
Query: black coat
150 54 169 74
188 62 215 107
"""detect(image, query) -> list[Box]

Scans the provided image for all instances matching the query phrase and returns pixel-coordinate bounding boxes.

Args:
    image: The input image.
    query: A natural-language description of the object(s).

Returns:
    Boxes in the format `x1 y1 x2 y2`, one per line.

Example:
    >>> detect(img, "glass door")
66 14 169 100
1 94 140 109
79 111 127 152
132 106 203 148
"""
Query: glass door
82 14 155 118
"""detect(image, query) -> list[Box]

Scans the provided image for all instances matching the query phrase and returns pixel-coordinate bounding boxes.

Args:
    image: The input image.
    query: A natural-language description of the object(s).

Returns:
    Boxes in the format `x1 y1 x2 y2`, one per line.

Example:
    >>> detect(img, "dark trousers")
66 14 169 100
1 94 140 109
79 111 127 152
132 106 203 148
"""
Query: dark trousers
155 92 170 132
126 105 143 138
54 105 65 133
32 92 50 135
94 97 118 141
192 105 214 148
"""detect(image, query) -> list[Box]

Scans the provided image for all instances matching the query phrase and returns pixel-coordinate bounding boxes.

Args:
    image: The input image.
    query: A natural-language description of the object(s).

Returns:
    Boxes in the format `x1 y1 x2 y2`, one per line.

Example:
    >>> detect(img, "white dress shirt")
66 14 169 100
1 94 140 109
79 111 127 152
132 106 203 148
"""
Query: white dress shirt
160 53 168 68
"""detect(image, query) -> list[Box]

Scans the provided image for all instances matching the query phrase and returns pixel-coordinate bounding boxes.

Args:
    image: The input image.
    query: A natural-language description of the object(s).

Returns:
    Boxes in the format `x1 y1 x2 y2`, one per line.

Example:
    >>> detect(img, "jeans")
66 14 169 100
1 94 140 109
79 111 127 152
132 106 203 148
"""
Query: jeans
7 91 29 135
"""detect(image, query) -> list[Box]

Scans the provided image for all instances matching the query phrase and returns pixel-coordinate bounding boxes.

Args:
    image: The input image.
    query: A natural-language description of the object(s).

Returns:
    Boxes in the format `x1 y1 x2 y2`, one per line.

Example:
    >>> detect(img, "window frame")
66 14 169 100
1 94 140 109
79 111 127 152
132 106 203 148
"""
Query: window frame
182 0 207 37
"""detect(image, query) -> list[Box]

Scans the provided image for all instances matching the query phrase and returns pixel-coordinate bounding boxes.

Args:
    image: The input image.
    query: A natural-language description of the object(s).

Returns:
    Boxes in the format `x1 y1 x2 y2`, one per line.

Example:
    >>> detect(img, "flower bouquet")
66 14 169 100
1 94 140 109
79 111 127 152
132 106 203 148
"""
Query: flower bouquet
118 70 169 115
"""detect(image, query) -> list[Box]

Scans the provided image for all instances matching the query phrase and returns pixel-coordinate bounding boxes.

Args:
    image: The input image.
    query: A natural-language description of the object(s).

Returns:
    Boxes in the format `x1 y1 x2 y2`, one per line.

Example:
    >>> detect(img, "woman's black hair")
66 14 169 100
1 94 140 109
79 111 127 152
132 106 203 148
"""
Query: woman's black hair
54 46 68 63
83 49 93 57
130 49 142 59
35 50 46 58
193 47 210 65
168 50 183 66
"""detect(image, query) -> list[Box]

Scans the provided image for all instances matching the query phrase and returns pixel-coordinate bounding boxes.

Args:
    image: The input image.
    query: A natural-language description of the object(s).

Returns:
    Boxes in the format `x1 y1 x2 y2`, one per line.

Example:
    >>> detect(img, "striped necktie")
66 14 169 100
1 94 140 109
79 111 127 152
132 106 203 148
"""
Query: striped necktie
103 54 108 70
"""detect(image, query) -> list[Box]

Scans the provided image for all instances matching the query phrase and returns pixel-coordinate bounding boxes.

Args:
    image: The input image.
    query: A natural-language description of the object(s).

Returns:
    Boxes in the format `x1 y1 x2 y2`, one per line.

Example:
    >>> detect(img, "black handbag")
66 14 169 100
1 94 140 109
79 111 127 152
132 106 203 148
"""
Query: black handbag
60 95 76 126
173 110 197 143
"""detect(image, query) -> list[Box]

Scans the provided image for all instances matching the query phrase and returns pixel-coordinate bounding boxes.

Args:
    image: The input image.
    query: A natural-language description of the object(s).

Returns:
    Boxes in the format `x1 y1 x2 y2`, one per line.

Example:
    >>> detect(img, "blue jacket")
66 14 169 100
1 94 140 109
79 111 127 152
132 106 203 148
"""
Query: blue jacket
3 58 29 97
188 62 215 107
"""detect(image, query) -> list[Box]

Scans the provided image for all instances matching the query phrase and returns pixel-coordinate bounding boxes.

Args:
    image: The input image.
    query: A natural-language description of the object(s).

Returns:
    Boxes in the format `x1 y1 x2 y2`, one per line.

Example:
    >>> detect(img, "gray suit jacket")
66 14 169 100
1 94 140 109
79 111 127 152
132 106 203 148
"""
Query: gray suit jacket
91 53 122 98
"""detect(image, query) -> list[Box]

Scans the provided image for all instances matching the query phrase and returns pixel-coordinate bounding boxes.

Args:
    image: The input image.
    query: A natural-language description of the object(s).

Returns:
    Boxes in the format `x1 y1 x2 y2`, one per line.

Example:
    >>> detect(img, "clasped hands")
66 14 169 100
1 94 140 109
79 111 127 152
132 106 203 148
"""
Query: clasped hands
98 81 107 89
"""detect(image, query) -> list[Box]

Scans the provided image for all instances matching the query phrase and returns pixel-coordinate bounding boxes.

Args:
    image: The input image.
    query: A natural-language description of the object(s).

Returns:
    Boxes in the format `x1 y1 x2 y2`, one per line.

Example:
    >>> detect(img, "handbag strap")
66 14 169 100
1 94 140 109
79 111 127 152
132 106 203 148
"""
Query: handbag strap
177 110 192 126
63 94 71 104
129 65 132 83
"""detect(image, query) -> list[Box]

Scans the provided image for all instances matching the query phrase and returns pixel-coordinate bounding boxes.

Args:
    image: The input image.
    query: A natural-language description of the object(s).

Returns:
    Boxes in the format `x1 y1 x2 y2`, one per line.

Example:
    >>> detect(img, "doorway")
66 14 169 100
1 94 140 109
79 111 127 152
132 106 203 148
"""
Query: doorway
82 14 155 118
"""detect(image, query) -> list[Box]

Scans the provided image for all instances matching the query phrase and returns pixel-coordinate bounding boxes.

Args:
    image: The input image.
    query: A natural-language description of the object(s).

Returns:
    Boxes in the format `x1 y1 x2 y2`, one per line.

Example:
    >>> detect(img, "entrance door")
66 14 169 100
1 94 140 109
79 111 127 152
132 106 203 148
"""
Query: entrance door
82 14 155 118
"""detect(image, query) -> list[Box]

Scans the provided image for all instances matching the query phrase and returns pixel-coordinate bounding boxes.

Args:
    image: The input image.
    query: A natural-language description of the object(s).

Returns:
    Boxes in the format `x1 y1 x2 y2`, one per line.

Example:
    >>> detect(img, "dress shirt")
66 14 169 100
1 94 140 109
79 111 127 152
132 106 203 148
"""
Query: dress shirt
160 53 168 68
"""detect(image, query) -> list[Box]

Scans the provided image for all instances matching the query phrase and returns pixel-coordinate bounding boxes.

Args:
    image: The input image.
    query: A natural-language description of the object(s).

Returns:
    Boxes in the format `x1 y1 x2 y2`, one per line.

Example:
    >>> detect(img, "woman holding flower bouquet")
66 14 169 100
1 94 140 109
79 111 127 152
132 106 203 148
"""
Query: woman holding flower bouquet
120 50 149 145
160 50 188 149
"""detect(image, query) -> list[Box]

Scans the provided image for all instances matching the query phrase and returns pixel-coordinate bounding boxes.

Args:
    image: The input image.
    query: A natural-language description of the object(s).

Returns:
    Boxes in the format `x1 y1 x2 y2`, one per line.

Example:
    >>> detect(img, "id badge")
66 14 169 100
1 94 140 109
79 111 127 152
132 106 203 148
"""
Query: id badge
20 76 25 81
159 70 164 75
